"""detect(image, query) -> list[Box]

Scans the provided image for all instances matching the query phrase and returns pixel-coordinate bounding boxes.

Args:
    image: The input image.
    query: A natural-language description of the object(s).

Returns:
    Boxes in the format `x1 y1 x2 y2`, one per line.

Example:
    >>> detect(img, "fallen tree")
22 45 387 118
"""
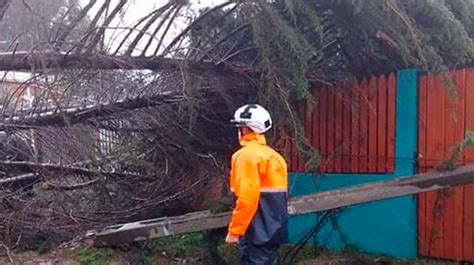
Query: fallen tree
0 91 186 129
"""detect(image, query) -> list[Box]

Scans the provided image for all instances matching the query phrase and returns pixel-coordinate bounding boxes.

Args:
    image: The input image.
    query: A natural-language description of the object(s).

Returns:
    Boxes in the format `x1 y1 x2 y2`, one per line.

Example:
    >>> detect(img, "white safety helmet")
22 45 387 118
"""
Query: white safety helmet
231 104 272 133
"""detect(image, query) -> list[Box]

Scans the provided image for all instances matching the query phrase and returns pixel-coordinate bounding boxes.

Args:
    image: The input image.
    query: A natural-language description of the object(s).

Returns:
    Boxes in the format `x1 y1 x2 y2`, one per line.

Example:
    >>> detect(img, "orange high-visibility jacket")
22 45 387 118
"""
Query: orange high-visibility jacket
228 132 288 244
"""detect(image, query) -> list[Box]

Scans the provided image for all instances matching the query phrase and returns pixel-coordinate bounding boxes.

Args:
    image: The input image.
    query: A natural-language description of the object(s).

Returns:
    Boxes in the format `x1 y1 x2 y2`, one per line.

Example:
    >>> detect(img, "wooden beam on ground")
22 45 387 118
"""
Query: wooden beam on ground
91 164 474 247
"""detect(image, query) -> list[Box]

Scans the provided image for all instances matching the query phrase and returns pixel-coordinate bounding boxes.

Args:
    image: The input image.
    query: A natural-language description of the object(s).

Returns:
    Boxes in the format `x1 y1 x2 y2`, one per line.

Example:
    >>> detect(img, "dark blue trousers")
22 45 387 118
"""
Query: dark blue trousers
238 242 279 265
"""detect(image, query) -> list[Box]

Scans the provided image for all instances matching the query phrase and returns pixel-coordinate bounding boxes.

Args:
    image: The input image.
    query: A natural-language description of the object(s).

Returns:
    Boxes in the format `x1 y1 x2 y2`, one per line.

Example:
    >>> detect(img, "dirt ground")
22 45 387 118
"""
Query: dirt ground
0 242 466 265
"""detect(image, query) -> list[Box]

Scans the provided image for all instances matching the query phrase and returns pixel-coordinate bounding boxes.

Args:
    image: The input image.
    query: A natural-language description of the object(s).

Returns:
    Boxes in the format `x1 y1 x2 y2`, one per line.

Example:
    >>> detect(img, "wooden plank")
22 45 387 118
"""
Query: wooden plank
368 76 378 173
418 75 428 172
466 68 474 164
425 190 436 257
424 74 437 257
359 79 369 173
452 69 466 260
387 73 396 172
334 89 343 172
418 74 428 256
452 186 464 260
342 88 352 172
305 98 312 171
418 192 427 256
327 89 336 172
443 71 456 259
377 75 388 173
289 122 296 172
298 101 307 172
455 69 466 165
320 87 328 172
464 67 474 261
433 74 446 258
312 88 321 168
93 211 231 247
435 74 446 172
92 164 474 247
425 74 437 169
464 184 474 261
351 86 360 172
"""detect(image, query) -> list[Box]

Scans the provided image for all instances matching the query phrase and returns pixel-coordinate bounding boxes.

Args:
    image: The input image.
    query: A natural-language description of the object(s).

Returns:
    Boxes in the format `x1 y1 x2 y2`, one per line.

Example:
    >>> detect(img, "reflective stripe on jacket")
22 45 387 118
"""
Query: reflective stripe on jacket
228 132 288 245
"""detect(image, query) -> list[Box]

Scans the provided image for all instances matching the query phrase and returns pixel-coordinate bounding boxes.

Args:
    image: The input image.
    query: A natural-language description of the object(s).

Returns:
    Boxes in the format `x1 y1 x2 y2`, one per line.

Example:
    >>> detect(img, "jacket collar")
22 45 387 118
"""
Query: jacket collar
239 132 267 147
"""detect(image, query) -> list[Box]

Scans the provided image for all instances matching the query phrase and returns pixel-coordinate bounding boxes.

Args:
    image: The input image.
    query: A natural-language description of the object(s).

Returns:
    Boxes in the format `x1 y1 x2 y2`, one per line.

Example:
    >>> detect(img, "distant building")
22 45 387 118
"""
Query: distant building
0 72 38 112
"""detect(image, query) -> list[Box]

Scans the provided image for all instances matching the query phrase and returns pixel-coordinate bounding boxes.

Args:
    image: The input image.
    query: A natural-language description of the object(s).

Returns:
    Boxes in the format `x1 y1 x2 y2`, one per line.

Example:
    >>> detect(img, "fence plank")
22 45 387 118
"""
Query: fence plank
418 74 428 256
359 79 369 173
453 69 466 260
305 99 312 171
320 87 328 172
377 75 388 172
351 87 360 172
343 89 352 172
327 89 336 172
368 76 378 173
334 89 343 172
297 102 306 172
387 73 396 172
423 74 437 257
464 184 474 260
443 71 457 259
312 88 321 170
463 67 474 260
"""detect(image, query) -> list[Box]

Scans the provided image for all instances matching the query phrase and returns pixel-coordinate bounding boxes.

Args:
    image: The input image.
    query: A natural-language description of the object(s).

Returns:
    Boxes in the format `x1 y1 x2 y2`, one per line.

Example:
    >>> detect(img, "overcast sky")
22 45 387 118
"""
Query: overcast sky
78 0 228 55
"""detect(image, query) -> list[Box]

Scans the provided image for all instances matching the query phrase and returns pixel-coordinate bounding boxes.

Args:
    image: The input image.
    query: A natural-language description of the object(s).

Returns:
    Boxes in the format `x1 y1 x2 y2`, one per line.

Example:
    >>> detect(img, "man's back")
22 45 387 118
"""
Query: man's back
229 132 288 245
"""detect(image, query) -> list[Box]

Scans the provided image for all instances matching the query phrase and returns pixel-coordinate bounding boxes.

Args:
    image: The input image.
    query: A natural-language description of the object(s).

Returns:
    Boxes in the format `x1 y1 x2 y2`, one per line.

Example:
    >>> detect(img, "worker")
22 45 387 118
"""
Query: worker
226 104 288 265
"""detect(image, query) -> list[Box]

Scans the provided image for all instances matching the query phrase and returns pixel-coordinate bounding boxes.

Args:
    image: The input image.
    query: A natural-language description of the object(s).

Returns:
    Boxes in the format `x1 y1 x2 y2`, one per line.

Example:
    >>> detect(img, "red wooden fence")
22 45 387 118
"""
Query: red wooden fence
418 68 474 261
287 73 396 174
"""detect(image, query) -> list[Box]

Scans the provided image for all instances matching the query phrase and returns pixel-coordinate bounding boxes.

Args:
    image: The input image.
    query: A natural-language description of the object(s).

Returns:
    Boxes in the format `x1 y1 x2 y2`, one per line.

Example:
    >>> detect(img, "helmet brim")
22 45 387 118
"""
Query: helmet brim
230 119 247 127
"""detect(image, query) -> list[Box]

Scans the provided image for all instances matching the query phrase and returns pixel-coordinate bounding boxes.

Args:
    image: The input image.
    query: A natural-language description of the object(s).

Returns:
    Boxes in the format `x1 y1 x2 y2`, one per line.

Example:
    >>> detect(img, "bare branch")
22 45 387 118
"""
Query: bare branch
161 1 234 56
153 5 184 57
0 242 14 265
74 0 112 54
0 0 12 21
85 0 128 54
0 173 37 185
54 0 98 50
43 179 99 191
125 2 174 56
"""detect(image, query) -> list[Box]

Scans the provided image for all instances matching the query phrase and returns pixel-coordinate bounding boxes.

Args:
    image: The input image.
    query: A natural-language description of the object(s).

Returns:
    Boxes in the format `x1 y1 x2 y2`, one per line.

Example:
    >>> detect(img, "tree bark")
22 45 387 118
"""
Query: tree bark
0 52 231 73
0 160 144 179
1 92 185 129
